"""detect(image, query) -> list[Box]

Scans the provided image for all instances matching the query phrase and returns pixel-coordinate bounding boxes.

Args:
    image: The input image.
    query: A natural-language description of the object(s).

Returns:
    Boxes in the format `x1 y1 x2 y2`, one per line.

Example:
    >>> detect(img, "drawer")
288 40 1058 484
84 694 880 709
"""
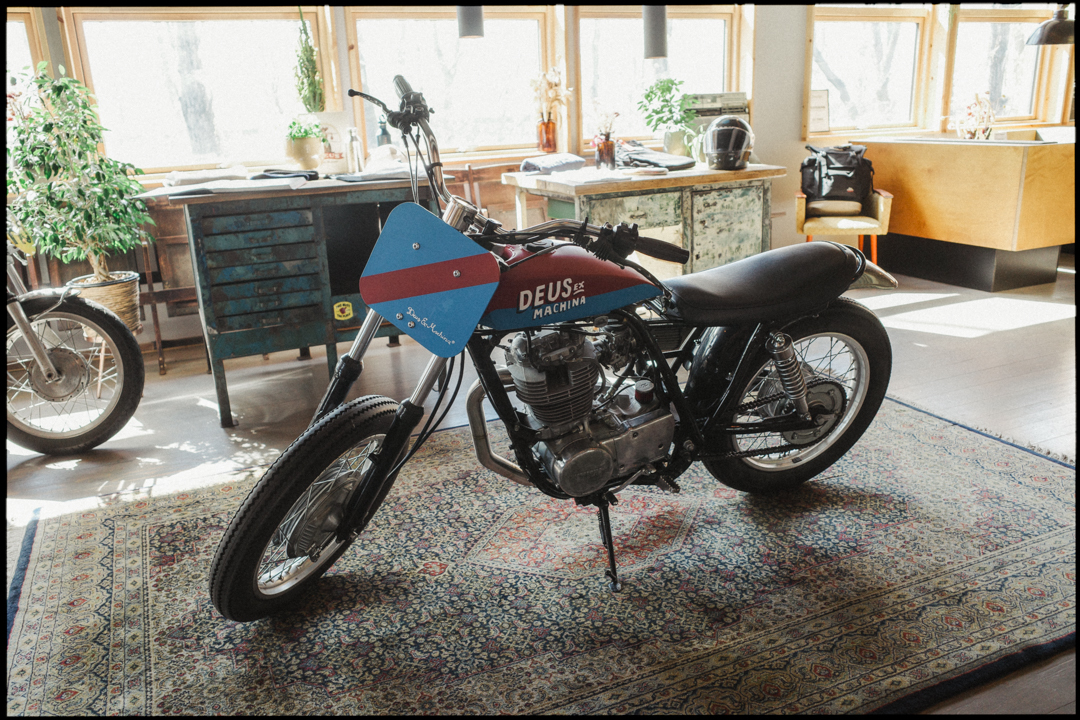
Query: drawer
206 242 317 270
209 274 323 303
202 225 315 253
582 192 682 228
201 209 312 235
208 257 322 284
214 305 324 333
212 289 324 318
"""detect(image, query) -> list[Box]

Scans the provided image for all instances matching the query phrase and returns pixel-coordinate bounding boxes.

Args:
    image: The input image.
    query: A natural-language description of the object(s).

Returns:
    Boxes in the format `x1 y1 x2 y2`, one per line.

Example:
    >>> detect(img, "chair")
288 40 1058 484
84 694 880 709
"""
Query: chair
796 189 893 265
461 163 488 215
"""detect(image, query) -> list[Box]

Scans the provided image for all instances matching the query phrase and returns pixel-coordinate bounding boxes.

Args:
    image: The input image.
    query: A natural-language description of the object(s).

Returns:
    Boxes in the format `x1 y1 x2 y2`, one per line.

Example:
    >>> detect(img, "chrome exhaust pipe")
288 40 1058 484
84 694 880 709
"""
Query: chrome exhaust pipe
466 374 531 487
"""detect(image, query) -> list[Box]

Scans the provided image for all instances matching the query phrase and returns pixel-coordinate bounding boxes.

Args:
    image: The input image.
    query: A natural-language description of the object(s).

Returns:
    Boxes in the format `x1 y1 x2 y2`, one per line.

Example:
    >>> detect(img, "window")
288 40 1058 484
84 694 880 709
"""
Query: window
578 6 735 141
810 6 928 131
950 5 1058 122
6 9 45 93
61 8 340 172
348 7 548 154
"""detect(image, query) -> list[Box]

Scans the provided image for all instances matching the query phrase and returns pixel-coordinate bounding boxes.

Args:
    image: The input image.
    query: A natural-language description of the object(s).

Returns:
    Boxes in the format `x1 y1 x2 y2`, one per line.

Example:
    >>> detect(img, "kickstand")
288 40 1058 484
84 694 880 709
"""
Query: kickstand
596 494 622 592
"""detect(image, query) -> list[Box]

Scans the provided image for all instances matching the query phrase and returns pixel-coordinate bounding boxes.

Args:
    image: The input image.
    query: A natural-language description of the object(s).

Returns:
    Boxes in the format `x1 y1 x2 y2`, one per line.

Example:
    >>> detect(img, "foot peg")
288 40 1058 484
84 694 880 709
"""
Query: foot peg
596 494 622 592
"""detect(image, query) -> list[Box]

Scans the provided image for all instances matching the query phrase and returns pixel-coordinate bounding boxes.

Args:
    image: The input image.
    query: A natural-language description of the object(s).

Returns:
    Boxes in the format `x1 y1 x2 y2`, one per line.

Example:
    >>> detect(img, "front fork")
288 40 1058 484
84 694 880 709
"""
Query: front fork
6 296 60 382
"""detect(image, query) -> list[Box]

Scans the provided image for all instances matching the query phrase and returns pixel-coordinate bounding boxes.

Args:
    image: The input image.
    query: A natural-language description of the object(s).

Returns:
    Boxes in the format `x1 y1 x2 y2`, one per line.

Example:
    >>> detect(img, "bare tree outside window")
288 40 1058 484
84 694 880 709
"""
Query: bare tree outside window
950 21 1040 119
811 21 919 129
355 18 541 152
80 19 309 170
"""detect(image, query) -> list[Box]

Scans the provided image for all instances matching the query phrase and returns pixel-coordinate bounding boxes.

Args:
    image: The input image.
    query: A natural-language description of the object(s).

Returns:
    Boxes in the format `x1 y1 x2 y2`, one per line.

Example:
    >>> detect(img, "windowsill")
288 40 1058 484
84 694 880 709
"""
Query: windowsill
807 120 1075 144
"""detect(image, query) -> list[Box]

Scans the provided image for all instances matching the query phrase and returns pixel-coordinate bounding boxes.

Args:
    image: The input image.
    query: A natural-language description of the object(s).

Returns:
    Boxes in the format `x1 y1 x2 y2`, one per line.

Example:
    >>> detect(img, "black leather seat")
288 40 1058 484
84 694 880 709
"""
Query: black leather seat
662 241 863 326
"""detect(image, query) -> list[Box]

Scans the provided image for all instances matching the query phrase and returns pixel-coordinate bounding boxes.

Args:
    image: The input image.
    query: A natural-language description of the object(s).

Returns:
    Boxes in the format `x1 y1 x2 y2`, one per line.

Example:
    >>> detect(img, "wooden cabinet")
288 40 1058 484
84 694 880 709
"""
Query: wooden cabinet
502 165 785 278
171 180 436 426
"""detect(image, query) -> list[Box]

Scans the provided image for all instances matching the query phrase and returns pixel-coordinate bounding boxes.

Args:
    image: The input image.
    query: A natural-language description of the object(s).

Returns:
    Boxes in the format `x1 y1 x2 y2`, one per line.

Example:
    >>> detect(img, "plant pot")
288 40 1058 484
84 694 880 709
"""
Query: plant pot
662 129 689 157
67 271 142 333
285 136 324 171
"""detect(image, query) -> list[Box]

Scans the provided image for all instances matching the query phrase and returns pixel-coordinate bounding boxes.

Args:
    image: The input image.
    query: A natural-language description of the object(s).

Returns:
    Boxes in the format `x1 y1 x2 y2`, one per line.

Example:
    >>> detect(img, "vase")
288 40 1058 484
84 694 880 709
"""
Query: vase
595 134 616 171
285 136 323 171
537 117 557 153
67 271 142 333
662 129 689 157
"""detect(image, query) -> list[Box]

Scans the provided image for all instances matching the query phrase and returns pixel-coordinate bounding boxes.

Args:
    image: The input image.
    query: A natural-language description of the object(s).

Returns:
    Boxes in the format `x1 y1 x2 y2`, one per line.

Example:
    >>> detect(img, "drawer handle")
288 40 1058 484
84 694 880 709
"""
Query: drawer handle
255 286 279 295
629 212 648 219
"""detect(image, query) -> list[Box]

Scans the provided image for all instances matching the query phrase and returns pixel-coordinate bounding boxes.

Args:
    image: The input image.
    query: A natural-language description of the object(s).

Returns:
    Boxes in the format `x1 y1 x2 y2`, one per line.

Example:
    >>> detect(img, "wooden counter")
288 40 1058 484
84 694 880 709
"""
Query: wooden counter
862 137 1074 291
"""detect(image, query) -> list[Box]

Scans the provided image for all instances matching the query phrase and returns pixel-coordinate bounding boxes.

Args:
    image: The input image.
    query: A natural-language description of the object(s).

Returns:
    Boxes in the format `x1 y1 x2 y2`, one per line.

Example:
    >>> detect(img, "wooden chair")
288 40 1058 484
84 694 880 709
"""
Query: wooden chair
796 189 893 265
461 163 488 215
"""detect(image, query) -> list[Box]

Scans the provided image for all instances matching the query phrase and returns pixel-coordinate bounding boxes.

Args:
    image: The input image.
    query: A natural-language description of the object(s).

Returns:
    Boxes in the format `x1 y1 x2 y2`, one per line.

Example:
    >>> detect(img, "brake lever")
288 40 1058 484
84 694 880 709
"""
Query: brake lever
347 89 390 114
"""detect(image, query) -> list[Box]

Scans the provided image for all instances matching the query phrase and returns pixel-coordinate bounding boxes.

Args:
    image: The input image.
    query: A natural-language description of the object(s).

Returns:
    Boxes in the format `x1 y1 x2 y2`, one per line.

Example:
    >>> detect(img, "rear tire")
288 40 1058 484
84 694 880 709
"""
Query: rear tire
210 395 401 622
703 298 891 493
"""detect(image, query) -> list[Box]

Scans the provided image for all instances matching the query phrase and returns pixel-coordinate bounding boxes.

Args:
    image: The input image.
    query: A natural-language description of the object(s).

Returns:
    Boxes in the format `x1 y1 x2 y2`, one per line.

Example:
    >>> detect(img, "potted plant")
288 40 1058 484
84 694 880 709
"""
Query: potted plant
294 5 324 114
6 62 154 331
285 117 324 170
638 78 699 158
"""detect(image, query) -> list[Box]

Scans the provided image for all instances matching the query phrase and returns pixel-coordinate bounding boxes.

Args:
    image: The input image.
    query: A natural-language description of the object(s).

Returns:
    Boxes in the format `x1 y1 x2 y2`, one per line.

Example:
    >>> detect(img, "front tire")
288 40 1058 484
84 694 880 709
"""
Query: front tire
703 297 891 493
7 296 145 455
210 395 401 622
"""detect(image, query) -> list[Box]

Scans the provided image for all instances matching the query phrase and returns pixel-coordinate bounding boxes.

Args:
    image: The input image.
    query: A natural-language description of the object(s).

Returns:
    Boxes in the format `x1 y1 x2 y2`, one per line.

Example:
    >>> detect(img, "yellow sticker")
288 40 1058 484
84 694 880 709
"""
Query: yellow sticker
9 232 35 255
333 301 353 321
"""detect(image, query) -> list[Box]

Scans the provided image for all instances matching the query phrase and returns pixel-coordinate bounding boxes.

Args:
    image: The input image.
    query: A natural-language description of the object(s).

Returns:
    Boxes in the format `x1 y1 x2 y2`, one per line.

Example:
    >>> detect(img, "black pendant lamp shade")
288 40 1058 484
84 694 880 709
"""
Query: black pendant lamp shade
644 5 667 59
457 6 484 39
1026 4 1074 45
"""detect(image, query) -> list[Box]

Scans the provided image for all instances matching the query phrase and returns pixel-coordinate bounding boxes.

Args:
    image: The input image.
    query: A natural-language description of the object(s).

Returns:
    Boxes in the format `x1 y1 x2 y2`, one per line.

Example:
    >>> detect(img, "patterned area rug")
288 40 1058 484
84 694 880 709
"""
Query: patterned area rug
6 398 1075 715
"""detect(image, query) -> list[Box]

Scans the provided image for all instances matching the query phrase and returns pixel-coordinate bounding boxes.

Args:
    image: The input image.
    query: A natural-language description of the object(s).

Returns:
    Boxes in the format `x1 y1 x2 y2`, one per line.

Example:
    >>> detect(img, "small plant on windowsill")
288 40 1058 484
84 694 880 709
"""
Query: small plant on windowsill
286 117 323 170
638 78 699 158
6 62 154 328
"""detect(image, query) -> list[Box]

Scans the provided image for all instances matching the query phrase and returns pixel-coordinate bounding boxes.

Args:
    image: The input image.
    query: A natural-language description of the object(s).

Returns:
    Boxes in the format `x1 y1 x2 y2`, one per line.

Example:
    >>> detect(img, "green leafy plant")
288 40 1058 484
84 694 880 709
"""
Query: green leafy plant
638 78 698 134
6 62 154 283
294 6 324 113
287 118 321 140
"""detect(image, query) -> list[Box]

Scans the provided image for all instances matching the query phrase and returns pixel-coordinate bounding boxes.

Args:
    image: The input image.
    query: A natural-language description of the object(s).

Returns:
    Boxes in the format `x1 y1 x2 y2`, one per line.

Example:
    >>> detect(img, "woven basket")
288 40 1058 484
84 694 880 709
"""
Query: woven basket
67 271 142 333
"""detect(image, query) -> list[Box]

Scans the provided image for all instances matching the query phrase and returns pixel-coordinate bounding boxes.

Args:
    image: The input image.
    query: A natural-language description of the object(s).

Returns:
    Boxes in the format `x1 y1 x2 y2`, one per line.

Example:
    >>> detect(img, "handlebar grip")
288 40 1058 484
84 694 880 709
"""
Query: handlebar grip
635 235 690 264
393 75 413 99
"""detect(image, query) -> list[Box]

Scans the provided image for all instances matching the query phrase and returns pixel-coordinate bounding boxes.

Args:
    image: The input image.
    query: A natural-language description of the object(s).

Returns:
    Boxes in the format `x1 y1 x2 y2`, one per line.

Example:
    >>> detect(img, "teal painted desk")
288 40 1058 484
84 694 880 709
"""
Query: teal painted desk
502 164 785 278
168 180 437 426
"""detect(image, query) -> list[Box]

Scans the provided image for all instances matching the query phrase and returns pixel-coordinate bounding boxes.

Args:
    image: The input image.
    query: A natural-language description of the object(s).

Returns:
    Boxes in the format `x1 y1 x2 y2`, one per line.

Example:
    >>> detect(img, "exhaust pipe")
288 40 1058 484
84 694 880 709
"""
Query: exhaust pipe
466 375 531 487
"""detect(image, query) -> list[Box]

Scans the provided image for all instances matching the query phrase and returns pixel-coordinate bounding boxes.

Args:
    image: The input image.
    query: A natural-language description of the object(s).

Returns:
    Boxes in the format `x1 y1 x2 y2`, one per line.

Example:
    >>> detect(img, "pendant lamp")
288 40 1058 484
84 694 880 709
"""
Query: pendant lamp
1026 4 1074 45
644 5 667 59
457 6 484 39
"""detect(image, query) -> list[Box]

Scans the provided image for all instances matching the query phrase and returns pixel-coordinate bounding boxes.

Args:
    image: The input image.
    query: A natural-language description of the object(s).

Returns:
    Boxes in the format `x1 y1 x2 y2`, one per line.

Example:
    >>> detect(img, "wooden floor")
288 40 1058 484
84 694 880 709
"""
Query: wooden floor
7 256 1075 714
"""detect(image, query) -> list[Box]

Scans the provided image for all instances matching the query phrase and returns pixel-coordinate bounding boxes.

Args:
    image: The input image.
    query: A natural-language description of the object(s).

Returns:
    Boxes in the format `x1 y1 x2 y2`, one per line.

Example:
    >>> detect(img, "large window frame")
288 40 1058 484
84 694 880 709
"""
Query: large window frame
345 5 554 157
574 5 742 154
6 7 49 76
58 6 342 173
805 4 1074 142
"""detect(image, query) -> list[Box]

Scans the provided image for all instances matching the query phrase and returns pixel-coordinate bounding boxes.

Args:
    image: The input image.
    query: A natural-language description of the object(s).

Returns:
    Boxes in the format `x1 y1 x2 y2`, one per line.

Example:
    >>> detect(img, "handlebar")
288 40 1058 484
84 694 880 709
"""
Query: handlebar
393 75 413 99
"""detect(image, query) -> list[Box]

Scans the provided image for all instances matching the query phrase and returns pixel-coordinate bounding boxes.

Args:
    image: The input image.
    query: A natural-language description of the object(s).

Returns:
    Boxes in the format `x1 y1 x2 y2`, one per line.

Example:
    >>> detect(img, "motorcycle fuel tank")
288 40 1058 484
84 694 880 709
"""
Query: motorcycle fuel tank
481 242 661 330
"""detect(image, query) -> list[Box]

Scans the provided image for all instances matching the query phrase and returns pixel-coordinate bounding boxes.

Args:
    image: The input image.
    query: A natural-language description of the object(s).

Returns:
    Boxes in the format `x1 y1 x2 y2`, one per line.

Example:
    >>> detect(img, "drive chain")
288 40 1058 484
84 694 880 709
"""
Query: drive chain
721 377 838 459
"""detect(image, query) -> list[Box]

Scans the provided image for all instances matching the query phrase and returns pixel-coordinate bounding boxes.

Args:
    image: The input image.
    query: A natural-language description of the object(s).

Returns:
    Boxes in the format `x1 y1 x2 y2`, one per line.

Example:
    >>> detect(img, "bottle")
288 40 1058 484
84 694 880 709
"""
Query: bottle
346 127 363 174
376 116 392 147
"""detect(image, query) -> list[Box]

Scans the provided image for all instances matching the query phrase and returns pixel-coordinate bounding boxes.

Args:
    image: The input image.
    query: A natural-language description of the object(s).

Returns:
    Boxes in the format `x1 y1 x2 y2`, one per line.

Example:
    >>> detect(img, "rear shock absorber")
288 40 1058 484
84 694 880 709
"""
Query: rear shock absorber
766 331 811 420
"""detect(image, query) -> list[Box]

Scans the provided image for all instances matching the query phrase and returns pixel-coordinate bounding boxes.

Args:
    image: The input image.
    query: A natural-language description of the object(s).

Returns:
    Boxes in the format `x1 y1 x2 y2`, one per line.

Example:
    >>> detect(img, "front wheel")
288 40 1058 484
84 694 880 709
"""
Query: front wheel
210 395 402 622
703 297 891 493
7 295 145 455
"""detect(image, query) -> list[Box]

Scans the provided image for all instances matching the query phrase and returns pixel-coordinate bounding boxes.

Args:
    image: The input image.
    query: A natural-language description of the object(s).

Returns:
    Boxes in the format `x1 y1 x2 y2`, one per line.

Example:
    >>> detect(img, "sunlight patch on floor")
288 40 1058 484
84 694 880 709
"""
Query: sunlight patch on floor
881 298 1076 338
855 292 959 311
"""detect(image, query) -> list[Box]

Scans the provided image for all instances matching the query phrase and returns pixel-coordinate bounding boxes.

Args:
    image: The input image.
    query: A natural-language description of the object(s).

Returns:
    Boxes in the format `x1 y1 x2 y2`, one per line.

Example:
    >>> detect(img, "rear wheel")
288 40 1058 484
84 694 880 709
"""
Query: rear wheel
210 395 402 622
703 298 891 493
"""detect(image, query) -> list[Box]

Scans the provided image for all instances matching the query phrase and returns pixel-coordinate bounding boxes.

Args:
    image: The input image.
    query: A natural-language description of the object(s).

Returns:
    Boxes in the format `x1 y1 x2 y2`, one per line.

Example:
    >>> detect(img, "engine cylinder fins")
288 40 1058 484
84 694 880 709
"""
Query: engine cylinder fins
511 361 599 425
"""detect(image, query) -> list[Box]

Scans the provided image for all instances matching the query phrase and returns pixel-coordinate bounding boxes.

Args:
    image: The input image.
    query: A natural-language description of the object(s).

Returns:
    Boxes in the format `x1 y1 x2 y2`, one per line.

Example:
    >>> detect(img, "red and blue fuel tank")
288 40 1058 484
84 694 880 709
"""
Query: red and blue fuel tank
480 241 662 330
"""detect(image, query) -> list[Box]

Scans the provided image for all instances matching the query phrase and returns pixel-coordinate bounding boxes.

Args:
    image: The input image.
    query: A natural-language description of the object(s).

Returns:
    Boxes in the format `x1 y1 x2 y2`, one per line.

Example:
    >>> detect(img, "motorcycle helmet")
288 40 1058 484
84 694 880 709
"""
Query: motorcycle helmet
704 116 754 171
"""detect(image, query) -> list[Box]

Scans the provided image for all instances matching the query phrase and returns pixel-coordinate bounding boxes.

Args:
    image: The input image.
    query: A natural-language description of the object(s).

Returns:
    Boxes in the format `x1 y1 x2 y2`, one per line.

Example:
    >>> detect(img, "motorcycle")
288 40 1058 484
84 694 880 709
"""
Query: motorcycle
6 236 145 455
210 76 898 622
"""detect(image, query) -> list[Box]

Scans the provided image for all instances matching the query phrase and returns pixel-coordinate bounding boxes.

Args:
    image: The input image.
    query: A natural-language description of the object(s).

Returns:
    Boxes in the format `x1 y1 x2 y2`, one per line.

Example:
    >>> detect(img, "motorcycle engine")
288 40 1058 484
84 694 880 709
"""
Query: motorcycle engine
504 327 674 497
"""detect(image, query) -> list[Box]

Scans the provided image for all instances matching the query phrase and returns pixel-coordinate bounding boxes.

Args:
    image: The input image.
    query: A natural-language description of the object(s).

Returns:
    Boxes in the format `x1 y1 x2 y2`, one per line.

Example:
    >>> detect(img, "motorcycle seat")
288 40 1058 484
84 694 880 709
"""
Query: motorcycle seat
662 241 863 326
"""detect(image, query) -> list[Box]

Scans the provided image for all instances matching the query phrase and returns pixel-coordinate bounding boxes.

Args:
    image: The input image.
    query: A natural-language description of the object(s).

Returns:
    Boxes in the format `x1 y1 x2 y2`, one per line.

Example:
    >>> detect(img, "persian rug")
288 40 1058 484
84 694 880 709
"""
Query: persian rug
6 398 1075 715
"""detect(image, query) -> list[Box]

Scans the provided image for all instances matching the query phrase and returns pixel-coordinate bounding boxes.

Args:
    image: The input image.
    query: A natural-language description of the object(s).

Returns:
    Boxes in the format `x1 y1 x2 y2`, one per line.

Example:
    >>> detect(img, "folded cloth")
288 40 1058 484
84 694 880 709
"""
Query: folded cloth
163 165 248 187
616 140 696 171
332 168 411 182
520 153 586 174
249 169 320 181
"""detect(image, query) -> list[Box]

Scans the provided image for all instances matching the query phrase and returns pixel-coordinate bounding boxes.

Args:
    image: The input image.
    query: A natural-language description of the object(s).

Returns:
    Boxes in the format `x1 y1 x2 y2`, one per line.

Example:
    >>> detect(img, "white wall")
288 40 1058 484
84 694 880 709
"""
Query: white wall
750 6 809 249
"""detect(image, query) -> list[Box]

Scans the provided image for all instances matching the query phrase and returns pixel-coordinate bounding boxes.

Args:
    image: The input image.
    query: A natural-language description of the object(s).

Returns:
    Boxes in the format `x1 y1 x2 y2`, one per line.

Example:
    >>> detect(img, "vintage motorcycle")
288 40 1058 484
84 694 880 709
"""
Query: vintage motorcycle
6 237 145 454
210 76 897 622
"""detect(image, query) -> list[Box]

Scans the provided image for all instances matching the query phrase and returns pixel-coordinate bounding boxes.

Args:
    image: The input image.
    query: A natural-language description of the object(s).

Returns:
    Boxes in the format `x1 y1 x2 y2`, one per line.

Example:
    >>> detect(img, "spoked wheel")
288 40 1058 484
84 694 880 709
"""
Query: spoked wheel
7 296 144 455
704 298 891 493
210 395 403 622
